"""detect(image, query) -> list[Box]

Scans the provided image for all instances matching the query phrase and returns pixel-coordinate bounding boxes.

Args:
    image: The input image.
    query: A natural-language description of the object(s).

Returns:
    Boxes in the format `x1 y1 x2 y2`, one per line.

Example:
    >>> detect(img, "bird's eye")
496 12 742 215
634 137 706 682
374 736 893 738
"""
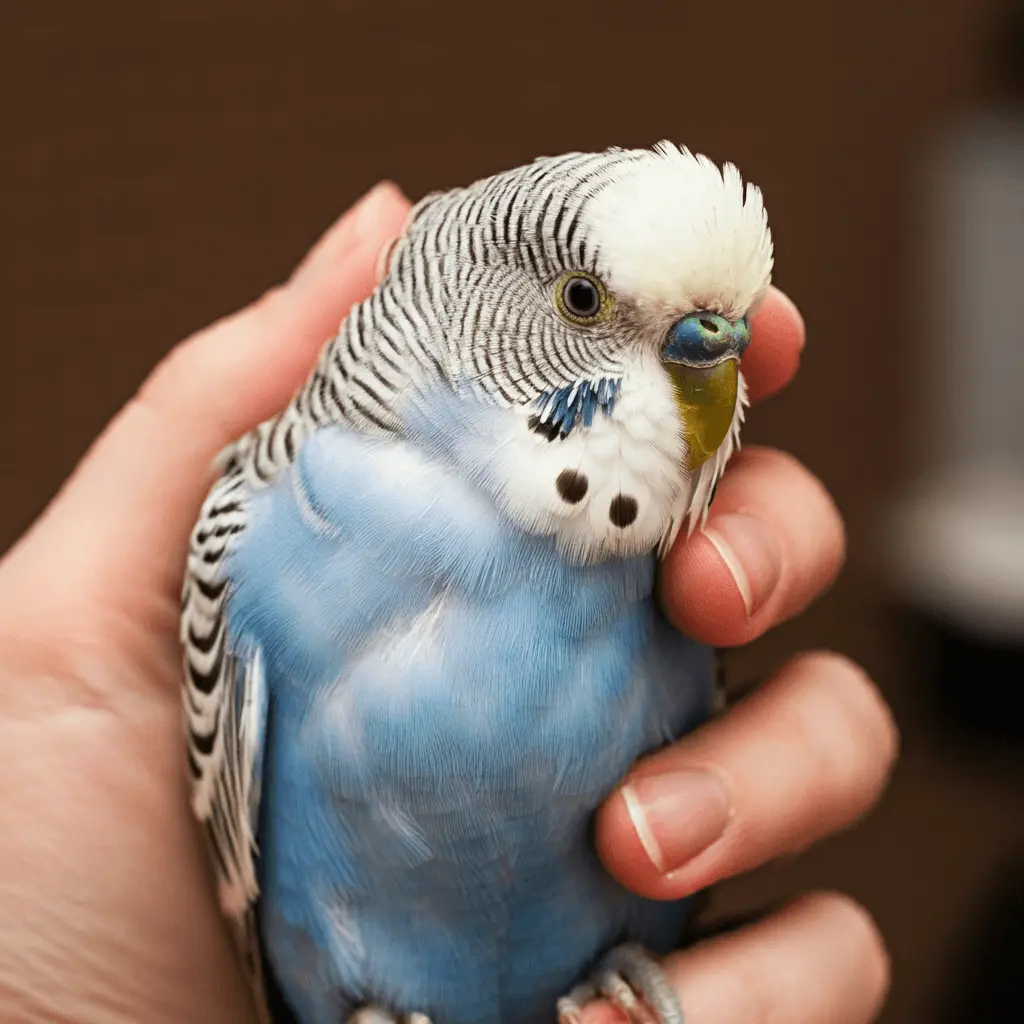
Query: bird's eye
554 272 611 324
563 278 600 317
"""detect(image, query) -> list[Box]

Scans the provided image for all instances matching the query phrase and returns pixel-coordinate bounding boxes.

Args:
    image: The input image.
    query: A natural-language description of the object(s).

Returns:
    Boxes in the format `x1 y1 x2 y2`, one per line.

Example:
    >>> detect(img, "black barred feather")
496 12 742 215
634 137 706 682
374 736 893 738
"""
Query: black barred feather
180 144 768 1018
180 149 639 1016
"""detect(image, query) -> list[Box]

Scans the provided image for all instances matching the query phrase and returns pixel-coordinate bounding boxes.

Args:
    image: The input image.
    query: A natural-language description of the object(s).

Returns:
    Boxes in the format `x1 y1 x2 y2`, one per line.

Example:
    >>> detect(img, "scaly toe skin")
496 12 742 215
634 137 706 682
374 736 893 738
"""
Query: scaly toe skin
600 946 683 1024
597 969 658 1024
557 981 598 1024
556 1000 583 1024
347 1009 434 1024
556 945 682 1024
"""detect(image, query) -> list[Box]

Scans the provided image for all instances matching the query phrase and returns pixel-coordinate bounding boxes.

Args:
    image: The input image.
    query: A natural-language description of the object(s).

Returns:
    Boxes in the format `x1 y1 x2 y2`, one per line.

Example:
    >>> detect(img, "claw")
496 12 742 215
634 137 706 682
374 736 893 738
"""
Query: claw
557 980 597 1024
597 969 658 1024
346 1009 433 1024
556 1000 584 1024
556 944 683 1024
600 946 683 1024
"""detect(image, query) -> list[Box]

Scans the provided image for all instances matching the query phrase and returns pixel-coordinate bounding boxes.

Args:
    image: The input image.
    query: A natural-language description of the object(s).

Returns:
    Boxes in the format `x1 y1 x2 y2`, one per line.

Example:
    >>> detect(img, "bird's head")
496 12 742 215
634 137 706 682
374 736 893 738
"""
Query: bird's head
549 143 770 473
380 143 773 560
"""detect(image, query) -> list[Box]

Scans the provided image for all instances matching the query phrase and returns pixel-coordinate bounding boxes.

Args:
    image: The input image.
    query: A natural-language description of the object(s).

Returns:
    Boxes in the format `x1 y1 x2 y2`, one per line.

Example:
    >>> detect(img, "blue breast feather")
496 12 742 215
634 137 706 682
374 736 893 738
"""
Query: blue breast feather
225 393 716 1024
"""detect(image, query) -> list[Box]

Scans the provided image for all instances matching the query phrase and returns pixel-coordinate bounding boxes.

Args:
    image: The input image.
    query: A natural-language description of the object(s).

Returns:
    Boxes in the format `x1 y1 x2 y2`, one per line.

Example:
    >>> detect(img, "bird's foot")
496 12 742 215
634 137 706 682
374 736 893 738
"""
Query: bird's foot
556 944 682 1024
347 1009 433 1024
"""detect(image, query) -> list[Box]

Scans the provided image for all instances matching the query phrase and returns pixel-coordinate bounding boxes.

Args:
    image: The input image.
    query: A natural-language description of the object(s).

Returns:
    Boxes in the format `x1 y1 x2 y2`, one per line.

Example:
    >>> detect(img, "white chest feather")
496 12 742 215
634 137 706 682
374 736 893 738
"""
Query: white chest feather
487 353 687 563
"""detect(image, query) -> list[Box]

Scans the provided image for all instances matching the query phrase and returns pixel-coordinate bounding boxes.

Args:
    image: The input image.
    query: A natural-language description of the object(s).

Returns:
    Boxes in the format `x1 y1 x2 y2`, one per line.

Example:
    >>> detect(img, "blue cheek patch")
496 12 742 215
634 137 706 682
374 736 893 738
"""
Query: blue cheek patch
529 377 622 441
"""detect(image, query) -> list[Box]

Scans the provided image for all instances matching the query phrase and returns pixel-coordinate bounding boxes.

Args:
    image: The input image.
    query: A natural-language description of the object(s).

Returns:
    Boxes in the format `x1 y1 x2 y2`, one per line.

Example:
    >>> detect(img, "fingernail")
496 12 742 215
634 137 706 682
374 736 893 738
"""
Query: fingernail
703 512 782 618
374 235 399 284
773 287 806 349
622 771 732 873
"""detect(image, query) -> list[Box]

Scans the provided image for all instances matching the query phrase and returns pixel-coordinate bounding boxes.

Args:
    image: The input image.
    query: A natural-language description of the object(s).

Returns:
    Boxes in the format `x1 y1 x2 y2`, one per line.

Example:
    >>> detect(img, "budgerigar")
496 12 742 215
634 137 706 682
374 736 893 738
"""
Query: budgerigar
181 143 773 1024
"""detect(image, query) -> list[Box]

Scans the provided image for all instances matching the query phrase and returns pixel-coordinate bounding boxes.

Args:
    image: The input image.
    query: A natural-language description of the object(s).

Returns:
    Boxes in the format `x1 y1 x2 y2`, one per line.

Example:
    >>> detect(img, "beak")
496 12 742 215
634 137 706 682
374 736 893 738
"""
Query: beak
662 311 749 470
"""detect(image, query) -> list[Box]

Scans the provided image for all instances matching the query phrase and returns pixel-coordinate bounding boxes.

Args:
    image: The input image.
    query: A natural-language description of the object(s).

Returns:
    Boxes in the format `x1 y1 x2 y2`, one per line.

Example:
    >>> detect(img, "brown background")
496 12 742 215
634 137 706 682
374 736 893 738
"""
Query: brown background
4 2 1023 1020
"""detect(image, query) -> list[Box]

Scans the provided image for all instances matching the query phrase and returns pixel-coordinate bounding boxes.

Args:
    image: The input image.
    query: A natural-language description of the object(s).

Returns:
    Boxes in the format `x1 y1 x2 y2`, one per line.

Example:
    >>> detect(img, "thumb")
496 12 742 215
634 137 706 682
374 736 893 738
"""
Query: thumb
0 181 412 645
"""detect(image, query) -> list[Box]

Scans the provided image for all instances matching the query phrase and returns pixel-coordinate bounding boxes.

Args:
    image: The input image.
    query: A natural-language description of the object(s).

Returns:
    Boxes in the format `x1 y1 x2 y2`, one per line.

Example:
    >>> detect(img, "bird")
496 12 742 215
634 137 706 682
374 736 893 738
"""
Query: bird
181 142 773 1024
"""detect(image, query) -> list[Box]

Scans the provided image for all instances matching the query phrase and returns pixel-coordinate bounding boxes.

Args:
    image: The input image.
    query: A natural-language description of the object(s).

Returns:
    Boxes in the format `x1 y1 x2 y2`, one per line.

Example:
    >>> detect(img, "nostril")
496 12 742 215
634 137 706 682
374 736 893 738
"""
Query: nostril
664 313 743 364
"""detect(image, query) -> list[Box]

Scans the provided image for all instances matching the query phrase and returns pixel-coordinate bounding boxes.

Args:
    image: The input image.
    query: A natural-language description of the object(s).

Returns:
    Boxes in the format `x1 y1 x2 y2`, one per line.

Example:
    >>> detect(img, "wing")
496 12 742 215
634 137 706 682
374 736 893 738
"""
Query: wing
180 430 281 1023
178 276 409 1014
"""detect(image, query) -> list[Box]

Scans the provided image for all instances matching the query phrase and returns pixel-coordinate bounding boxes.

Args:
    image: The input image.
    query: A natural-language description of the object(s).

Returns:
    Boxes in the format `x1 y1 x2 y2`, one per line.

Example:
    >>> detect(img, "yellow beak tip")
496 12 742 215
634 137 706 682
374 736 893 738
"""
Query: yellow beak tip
665 359 739 471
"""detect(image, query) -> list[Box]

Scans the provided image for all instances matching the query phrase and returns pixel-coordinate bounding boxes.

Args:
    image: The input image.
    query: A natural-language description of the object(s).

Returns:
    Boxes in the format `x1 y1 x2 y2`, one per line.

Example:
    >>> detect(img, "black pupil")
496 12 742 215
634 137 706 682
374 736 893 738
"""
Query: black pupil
564 278 600 318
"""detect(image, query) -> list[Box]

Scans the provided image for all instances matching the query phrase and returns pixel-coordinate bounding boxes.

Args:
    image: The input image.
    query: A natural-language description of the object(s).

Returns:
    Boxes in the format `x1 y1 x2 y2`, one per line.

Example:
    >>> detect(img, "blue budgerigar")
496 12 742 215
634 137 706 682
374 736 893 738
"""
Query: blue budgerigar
181 143 773 1024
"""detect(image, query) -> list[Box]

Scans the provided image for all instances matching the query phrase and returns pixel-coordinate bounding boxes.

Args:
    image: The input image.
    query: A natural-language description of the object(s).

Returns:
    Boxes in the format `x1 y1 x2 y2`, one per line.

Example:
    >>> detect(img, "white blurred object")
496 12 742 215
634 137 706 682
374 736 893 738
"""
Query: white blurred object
890 461 1024 640
887 103 1024 644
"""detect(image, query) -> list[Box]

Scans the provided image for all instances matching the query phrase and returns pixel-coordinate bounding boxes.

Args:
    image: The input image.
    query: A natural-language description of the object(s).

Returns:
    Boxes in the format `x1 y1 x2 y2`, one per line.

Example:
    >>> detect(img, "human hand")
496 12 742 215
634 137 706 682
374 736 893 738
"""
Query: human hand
0 180 895 1024
0 182 410 1023
592 296 898 1021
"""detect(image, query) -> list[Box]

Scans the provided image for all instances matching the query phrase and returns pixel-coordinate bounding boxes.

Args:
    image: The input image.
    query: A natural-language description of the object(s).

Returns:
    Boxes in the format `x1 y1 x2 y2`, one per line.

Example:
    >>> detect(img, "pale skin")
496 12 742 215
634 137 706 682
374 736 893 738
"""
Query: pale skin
0 182 897 1024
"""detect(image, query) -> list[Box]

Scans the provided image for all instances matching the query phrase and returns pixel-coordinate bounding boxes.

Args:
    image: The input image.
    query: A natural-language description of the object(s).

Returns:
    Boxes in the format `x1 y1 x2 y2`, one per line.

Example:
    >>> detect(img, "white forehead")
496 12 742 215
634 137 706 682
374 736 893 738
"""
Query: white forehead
586 142 774 319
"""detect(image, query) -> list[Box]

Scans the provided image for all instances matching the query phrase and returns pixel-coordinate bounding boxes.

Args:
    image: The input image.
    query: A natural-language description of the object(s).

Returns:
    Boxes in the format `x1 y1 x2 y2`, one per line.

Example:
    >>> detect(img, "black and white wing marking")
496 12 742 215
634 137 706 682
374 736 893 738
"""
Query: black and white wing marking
181 425 286 1023
178 286 406 1012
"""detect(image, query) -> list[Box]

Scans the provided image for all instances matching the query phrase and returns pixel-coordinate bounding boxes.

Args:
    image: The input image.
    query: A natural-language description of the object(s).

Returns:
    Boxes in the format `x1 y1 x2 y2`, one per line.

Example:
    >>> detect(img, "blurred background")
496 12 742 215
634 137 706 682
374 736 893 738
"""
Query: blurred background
3 1 1023 1019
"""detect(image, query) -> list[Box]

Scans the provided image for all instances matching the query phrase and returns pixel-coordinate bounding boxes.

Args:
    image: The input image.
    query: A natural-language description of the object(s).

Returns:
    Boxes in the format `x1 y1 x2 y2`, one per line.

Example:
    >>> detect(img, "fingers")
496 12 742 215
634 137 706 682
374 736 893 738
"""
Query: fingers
743 286 805 404
584 893 890 1024
0 182 412 630
596 652 898 900
663 893 890 1024
661 446 846 647
655 289 813 649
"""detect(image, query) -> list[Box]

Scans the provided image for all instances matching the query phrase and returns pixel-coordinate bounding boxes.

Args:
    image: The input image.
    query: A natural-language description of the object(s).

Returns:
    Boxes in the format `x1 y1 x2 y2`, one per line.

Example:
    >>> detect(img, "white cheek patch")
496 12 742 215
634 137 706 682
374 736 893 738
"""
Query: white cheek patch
488 355 687 563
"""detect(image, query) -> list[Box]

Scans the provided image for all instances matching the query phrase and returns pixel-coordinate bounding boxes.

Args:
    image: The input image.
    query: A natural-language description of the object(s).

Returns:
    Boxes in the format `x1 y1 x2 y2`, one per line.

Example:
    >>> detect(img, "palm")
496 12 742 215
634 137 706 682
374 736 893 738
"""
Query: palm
0 631 254 1022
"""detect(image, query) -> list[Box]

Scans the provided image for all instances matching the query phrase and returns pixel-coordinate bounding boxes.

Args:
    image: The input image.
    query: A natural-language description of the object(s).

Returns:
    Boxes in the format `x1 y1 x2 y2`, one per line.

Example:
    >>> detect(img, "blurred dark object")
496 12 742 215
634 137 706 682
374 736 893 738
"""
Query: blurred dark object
885 0 1024 752
934 855 1024 1021
994 0 1024 95
900 607 1024 748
